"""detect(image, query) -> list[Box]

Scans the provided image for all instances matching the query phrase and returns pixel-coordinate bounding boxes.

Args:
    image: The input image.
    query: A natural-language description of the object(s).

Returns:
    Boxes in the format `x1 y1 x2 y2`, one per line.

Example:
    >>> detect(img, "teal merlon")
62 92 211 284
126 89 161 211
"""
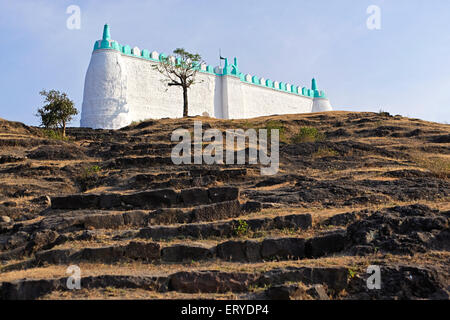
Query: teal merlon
92 24 328 99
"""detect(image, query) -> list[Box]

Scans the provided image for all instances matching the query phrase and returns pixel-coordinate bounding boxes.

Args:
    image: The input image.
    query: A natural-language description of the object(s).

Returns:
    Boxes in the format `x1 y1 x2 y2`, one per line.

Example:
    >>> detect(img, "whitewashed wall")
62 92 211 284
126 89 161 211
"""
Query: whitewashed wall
81 49 331 129
238 81 313 119
122 54 219 122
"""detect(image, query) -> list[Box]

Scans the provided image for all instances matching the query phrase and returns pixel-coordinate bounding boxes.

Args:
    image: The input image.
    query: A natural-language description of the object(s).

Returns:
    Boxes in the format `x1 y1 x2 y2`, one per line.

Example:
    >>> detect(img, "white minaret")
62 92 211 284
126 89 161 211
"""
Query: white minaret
81 24 130 129
311 78 333 112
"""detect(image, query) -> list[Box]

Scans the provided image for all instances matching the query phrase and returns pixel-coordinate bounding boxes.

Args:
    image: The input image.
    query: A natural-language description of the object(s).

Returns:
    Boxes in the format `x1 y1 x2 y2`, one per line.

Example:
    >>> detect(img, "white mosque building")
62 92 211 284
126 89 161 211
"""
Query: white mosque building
81 25 333 129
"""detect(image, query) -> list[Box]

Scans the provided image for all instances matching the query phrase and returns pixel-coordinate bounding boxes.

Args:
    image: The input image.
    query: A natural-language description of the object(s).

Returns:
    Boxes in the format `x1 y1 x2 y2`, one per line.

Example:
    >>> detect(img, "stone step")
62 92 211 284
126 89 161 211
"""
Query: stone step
31 232 347 267
138 212 311 241
0 200 243 262
51 186 239 210
132 176 216 191
0 266 349 300
35 241 161 264
39 200 242 233
65 128 128 142
130 168 247 189
107 152 259 169
0 155 26 164
0 138 59 148
106 156 174 169
215 232 347 262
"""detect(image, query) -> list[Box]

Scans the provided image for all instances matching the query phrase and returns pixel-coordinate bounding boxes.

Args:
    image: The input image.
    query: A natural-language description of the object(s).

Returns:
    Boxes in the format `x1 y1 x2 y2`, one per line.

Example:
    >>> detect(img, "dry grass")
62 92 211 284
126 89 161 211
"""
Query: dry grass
2 250 449 284
312 147 338 158
413 155 450 180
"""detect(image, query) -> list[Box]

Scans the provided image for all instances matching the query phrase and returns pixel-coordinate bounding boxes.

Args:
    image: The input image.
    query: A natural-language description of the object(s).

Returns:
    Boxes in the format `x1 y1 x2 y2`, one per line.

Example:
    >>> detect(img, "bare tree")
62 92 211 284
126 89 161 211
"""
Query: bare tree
153 48 203 117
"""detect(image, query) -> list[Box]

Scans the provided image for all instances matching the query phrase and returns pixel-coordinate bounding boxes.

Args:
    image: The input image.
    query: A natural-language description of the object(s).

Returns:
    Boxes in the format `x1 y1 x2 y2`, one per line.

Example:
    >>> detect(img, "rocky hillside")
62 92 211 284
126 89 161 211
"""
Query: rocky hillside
0 111 449 300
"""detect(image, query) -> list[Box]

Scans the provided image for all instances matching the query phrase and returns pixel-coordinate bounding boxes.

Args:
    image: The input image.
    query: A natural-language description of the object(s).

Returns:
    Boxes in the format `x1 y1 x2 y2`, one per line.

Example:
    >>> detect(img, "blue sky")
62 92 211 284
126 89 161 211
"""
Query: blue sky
1 0 449 126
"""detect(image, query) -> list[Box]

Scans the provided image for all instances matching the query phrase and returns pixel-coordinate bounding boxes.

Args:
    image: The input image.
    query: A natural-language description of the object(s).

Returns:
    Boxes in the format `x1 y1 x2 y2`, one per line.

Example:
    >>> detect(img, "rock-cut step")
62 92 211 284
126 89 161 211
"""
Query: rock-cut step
51 186 239 211
0 266 350 300
28 231 347 268
37 200 243 233
130 168 248 189
137 212 312 240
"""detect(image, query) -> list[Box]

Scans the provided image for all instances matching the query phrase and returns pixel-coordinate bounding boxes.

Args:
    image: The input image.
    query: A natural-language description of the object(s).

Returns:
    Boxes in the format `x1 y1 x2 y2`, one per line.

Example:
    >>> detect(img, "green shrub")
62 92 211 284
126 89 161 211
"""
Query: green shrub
76 165 103 192
233 220 249 237
86 165 101 174
42 129 70 141
378 109 391 118
291 127 325 143
312 147 338 158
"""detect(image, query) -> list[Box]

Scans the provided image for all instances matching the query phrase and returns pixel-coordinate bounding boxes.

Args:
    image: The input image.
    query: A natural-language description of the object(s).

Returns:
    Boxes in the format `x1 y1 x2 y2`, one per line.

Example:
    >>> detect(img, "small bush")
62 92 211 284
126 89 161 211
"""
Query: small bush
291 127 325 143
378 109 391 118
42 129 70 141
312 147 338 158
76 165 103 192
233 220 249 237
86 165 101 174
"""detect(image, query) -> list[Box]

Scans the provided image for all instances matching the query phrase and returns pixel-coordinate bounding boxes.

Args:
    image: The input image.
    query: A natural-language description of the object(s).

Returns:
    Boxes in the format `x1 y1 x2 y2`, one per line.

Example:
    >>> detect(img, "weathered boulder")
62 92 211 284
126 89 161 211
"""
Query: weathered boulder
35 248 75 264
265 284 308 300
161 244 213 263
123 211 148 226
169 271 258 293
138 225 180 240
208 187 239 202
191 200 241 222
26 229 60 253
274 214 312 230
306 284 330 300
123 241 160 261
51 194 100 210
122 189 178 209
216 240 262 262
83 214 124 229
98 194 122 209
347 265 449 300
305 232 347 258
0 216 11 223
148 208 189 225
76 246 125 263
3 231 28 250
180 188 210 206
0 278 63 300
258 267 349 292
347 204 449 254
241 201 262 213
28 145 87 160
261 238 306 260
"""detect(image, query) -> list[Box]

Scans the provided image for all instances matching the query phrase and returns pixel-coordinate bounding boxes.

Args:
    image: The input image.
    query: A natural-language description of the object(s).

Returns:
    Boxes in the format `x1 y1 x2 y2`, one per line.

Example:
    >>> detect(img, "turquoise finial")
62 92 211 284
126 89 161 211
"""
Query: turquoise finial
311 78 317 91
102 24 111 40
